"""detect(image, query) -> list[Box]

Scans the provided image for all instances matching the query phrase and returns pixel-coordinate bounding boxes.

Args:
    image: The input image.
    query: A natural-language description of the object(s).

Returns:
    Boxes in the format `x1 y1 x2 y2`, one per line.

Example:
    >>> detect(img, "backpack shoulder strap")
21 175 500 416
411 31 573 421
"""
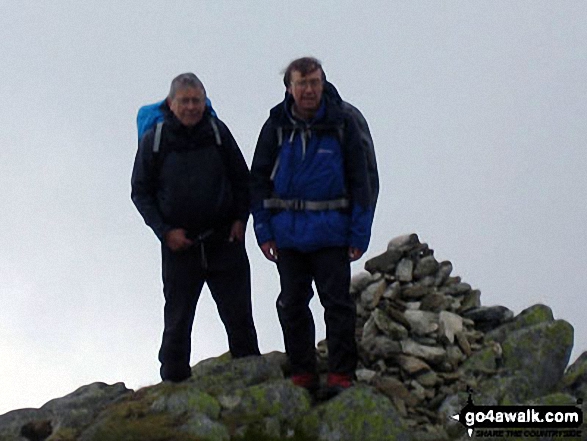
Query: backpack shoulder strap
153 121 164 153
209 117 222 146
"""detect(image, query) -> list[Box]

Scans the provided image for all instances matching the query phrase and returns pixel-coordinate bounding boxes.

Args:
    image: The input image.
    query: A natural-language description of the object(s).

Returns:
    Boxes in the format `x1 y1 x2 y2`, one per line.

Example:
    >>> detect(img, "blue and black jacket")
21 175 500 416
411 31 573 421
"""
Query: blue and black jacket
250 82 375 253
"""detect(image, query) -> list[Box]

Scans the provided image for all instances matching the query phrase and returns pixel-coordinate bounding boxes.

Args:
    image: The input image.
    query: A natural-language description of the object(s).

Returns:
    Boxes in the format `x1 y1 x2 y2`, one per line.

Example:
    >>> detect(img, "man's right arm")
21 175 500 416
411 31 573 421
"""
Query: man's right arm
250 120 278 255
130 131 172 242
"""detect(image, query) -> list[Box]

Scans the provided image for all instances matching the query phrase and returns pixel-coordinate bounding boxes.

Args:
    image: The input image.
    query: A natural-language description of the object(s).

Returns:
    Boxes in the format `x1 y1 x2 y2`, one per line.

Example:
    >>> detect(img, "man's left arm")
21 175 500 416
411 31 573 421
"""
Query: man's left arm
343 115 376 258
217 121 250 241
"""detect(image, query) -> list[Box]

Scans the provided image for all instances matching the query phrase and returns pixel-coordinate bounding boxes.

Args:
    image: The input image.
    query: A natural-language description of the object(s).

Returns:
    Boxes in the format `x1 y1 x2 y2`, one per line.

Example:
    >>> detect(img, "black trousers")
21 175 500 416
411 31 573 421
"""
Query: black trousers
158 239 260 374
276 247 357 376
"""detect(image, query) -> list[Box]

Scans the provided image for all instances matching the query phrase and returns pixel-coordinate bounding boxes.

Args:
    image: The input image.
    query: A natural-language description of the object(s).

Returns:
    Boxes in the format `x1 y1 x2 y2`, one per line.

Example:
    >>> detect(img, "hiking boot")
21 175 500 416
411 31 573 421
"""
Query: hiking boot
325 373 353 398
160 363 191 383
291 373 320 393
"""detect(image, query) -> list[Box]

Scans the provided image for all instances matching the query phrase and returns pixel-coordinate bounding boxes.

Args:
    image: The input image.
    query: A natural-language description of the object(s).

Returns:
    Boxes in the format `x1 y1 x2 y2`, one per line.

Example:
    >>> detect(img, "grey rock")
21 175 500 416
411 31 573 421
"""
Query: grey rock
404 310 439 336
412 335 439 346
180 413 230 441
397 355 432 375
361 279 387 310
405 301 422 310
434 261 453 286
350 271 379 295
408 379 428 401
362 314 379 341
560 351 587 398
0 382 131 441
413 255 440 279
501 320 574 398
446 344 466 368
364 248 403 274
462 305 514 332
191 354 283 396
444 282 472 296
419 276 437 287
0 409 50 441
396 258 414 282
372 375 421 407
220 379 310 429
416 371 439 388
367 335 403 359
356 368 378 383
372 308 409 340
299 385 412 441
485 303 554 344
383 281 401 299
420 293 449 312
151 387 220 419
388 233 420 251
401 285 432 301
459 289 481 312
383 305 412 330
401 339 447 365
477 374 534 405
459 344 501 375
438 311 464 344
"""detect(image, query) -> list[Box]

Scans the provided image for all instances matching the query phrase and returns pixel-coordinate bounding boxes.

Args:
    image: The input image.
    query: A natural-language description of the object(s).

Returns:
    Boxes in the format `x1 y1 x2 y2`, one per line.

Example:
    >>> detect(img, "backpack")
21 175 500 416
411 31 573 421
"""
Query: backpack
341 101 379 206
270 101 379 208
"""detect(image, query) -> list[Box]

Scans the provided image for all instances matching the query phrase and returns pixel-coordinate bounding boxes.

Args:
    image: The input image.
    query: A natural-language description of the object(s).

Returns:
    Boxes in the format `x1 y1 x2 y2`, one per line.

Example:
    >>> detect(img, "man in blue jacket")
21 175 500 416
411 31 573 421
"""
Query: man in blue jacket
251 57 377 396
132 73 260 382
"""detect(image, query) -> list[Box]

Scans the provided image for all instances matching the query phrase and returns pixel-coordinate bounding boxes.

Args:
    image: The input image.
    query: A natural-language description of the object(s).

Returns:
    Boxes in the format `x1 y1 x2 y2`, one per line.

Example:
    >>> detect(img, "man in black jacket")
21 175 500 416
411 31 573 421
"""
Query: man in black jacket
131 73 260 382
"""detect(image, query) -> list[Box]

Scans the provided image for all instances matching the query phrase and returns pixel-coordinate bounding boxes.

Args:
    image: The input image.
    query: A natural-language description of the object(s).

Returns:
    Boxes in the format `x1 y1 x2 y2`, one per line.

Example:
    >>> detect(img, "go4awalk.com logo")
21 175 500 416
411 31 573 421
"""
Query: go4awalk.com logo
451 389 583 438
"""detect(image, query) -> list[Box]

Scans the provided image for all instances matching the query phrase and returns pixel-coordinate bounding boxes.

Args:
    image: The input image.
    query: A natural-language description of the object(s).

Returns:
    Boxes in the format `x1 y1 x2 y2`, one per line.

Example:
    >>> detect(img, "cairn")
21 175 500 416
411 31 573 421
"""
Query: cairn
318 233 515 437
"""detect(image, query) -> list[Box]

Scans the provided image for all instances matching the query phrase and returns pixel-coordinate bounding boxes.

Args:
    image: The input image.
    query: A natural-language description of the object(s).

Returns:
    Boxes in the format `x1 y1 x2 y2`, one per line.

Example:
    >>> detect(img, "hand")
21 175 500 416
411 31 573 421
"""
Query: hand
228 220 245 242
165 228 194 252
348 247 363 262
260 241 279 262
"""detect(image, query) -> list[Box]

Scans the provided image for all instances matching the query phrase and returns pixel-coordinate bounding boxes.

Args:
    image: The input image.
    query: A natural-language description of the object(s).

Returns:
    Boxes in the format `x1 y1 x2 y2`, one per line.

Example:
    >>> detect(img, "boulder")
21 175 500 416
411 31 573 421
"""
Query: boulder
501 320 574 398
299 385 412 441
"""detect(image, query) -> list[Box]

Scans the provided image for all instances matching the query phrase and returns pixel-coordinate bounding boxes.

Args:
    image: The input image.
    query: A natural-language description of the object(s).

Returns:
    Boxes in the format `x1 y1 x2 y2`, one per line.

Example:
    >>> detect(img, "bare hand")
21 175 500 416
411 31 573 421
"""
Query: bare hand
348 247 363 262
228 220 245 242
260 241 279 262
165 228 194 252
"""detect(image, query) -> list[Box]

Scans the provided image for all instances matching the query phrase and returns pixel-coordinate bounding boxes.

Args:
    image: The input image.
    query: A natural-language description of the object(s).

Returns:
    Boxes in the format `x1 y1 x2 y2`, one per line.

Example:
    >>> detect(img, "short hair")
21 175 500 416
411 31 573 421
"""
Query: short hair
283 57 326 88
168 73 206 100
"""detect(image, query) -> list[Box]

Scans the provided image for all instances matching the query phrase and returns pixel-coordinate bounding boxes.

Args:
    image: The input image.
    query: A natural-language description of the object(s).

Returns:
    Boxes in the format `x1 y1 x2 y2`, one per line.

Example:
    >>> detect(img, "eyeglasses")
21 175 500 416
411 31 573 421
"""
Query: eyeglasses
291 78 323 90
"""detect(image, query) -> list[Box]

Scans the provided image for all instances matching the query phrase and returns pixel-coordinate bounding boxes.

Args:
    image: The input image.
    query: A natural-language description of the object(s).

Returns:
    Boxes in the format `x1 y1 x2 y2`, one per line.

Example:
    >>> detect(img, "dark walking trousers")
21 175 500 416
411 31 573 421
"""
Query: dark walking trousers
158 237 260 380
276 247 357 376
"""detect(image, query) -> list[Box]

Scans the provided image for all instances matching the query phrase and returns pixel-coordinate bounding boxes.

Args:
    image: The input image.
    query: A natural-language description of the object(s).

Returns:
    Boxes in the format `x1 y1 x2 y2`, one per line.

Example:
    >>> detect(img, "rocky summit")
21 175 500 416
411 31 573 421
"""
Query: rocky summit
1 234 585 441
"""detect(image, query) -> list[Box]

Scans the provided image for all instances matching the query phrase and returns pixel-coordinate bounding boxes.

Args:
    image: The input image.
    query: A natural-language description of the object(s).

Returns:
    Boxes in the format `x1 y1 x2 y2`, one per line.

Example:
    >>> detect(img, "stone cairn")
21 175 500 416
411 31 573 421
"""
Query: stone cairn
317 233 514 437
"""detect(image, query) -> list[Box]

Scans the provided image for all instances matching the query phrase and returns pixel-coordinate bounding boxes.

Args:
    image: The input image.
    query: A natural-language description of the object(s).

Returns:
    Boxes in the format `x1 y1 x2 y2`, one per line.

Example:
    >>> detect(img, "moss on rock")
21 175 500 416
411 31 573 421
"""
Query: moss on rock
501 320 574 398
221 379 311 436
298 385 412 441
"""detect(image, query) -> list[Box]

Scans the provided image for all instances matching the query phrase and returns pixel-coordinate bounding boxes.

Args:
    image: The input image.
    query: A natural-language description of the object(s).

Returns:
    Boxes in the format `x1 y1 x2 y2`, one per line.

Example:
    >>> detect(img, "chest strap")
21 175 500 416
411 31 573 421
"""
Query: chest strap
263 198 349 211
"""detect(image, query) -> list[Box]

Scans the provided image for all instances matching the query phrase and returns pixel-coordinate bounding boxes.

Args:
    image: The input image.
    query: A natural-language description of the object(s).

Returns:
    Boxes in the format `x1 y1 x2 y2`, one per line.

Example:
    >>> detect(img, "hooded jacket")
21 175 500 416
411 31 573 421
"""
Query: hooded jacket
131 102 250 242
250 82 375 253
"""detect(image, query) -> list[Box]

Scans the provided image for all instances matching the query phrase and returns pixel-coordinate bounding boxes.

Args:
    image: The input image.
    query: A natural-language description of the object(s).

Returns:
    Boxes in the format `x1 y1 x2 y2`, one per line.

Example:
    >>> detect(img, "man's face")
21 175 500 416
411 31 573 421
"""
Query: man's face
287 69 324 117
169 86 206 127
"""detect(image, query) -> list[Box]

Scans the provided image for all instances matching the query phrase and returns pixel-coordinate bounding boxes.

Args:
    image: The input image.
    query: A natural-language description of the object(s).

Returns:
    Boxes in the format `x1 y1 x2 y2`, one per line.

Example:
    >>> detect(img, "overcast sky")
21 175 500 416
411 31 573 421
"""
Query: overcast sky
1 1 585 414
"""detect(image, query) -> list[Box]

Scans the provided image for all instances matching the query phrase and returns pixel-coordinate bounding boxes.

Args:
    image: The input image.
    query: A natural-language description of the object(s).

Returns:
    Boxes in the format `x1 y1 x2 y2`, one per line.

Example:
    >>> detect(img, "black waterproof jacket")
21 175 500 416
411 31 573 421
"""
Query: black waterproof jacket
131 104 250 242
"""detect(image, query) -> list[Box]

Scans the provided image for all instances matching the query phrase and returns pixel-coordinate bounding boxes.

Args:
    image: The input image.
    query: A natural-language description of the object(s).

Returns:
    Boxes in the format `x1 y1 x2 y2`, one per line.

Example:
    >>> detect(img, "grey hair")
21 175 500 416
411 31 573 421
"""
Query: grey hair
168 73 206 100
